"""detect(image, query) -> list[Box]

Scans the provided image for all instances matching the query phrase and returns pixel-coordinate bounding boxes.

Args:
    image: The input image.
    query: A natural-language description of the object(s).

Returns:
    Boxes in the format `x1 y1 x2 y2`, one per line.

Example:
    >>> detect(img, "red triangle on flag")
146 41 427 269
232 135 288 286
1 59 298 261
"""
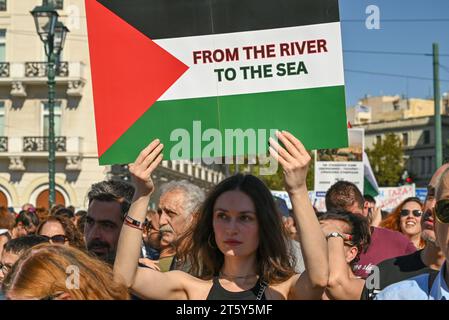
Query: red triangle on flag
85 0 189 157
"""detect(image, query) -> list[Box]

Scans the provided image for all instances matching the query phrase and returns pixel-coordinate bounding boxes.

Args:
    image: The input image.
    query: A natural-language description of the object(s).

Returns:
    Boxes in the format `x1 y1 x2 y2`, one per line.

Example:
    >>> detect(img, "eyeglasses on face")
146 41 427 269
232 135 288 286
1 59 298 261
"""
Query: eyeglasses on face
400 209 423 217
434 199 449 224
41 234 69 244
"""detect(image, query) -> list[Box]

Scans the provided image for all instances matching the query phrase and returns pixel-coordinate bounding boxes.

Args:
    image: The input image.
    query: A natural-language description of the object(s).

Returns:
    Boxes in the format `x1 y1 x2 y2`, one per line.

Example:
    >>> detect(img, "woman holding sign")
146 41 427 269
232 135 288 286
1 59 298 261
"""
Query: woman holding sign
113 131 328 300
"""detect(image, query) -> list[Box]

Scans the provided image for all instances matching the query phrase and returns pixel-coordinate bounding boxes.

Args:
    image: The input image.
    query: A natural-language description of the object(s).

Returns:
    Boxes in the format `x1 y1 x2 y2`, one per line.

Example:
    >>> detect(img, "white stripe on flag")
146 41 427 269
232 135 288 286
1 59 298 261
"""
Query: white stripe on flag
155 22 344 101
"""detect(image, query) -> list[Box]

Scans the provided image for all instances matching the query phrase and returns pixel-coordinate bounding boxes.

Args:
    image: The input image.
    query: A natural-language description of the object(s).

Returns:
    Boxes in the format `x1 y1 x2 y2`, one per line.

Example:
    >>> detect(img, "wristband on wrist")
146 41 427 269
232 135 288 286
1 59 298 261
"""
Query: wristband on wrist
124 214 145 231
326 231 344 240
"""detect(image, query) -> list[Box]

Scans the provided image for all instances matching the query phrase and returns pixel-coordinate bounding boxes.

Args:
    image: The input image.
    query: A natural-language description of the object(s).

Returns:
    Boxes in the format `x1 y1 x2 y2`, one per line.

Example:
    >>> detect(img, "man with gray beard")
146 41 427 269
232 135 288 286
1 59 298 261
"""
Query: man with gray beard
151 180 205 272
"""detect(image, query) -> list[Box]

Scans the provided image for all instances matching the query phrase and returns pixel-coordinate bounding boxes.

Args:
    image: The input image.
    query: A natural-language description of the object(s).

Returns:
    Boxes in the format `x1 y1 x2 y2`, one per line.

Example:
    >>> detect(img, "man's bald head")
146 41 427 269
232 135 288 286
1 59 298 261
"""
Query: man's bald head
422 163 449 243
430 163 449 189
434 166 449 262
435 166 449 201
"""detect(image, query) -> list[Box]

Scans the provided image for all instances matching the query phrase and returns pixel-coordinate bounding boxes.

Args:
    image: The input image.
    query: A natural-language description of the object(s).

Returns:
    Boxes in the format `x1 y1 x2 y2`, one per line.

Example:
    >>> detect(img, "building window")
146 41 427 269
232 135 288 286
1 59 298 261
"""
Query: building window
36 189 65 210
42 101 62 136
376 135 381 144
0 1 6 11
402 133 408 147
0 189 7 207
427 156 433 174
0 101 4 136
421 157 426 175
393 100 400 111
0 29 5 62
43 0 64 10
423 130 430 144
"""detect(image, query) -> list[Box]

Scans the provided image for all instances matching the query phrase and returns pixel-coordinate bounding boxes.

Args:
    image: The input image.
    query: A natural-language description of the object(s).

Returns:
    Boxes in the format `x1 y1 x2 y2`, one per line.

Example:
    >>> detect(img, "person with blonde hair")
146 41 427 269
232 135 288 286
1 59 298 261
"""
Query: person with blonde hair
2 243 129 300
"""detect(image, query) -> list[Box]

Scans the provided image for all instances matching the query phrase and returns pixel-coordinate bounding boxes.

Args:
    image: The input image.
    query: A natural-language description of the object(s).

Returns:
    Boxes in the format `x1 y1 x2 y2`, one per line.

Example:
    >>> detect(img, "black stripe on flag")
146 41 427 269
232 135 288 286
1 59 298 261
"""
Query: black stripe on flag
97 0 340 40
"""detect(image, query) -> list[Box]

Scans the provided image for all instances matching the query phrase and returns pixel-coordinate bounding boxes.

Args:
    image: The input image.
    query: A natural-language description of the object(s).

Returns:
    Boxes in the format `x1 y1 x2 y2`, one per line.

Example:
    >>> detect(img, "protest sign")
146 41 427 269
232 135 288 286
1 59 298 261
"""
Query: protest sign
271 190 327 212
314 128 364 192
415 188 428 203
86 0 348 165
375 185 416 212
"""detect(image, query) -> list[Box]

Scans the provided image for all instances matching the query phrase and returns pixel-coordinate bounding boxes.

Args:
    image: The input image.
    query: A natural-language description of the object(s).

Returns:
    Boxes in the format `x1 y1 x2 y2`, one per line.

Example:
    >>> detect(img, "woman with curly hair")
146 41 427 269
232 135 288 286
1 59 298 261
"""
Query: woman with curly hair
380 197 425 249
2 243 129 300
37 215 85 250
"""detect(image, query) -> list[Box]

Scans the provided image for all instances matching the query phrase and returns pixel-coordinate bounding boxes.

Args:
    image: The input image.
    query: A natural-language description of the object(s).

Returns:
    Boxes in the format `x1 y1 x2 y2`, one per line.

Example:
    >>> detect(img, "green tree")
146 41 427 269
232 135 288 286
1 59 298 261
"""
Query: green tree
366 133 404 187
229 152 315 191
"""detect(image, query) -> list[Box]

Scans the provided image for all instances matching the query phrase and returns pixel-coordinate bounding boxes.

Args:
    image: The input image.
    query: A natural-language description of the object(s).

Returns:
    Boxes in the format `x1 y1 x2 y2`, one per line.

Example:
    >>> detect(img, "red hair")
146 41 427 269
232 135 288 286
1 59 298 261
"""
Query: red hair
380 197 425 248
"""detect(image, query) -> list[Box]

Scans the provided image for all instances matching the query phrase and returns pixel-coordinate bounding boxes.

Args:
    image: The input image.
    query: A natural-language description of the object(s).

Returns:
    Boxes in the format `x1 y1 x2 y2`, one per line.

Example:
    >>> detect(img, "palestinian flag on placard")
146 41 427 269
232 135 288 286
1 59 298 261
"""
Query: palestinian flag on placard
85 0 348 165
363 151 380 197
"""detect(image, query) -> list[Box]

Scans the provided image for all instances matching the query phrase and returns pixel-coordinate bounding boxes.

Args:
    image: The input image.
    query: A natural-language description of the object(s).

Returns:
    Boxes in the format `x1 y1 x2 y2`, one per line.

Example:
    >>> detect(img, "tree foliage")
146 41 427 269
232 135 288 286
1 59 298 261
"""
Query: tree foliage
366 133 404 187
228 152 315 191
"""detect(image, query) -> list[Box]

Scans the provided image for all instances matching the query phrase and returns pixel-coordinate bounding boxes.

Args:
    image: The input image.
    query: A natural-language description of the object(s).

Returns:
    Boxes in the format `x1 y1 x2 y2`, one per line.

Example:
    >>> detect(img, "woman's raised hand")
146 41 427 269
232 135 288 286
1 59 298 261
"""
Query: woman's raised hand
269 131 311 195
129 139 164 196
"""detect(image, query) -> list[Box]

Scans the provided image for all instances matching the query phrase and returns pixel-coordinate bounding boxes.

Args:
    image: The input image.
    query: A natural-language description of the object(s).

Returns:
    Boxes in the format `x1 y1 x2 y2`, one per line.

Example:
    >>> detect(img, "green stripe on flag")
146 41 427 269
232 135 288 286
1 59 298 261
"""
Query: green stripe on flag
364 177 379 197
99 85 347 165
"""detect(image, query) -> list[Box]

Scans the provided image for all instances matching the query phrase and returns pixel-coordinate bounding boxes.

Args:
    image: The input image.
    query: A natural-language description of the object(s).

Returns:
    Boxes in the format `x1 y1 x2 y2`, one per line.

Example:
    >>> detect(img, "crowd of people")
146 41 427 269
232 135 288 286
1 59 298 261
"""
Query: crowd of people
0 132 448 300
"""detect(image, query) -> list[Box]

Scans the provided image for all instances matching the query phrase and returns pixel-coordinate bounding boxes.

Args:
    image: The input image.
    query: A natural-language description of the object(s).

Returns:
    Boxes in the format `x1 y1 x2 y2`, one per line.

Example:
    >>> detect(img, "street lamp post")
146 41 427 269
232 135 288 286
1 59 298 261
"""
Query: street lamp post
31 4 69 208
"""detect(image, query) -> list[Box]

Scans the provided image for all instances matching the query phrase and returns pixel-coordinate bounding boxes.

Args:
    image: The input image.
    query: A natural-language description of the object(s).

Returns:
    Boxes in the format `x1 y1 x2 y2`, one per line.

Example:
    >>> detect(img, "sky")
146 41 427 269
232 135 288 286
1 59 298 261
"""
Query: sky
339 0 449 107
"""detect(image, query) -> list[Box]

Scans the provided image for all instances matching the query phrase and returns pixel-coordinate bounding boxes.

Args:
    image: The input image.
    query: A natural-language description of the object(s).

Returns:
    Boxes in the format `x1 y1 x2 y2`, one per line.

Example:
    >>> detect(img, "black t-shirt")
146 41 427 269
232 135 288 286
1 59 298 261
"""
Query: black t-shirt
361 249 439 300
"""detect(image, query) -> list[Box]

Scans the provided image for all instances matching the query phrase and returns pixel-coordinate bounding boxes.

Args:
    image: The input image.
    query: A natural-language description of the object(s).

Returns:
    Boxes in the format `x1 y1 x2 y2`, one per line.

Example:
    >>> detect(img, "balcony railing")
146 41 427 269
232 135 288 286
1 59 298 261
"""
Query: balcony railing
23 136 67 152
43 0 63 10
0 62 9 77
0 137 7 152
25 62 69 78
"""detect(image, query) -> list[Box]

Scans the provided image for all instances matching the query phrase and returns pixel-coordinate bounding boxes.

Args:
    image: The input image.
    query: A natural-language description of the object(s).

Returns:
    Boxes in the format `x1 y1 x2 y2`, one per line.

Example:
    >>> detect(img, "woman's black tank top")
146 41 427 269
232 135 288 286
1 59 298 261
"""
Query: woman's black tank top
206 276 268 300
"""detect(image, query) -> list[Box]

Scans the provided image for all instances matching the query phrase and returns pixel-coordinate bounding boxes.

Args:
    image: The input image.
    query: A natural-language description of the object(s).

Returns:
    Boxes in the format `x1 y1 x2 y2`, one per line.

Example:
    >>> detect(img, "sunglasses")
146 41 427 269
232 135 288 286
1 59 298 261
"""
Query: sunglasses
400 209 423 217
434 199 449 224
41 234 69 244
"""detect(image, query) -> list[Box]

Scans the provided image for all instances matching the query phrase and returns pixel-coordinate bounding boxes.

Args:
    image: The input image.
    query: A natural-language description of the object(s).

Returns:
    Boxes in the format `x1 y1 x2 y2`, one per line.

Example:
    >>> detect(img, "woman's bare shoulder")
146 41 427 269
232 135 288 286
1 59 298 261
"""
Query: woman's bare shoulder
266 274 301 300
168 271 214 299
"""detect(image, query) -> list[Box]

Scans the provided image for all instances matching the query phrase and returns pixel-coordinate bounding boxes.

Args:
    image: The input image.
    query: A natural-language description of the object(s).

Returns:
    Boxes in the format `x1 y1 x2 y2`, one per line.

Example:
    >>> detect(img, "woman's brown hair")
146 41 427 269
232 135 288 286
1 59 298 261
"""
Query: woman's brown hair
2 243 129 300
37 216 85 250
380 197 425 248
177 174 295 285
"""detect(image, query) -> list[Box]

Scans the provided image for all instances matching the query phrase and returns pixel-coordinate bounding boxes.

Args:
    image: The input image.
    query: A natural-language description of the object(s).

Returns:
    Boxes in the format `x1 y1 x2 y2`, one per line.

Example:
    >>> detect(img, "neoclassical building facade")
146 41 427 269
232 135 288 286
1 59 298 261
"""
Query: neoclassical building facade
0 0 224 210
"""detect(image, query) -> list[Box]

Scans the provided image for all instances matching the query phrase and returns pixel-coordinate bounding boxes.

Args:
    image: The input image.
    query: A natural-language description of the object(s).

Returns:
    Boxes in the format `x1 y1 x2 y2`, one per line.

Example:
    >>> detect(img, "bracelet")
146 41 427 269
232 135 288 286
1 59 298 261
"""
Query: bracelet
124 215 145 231
326 232 344 240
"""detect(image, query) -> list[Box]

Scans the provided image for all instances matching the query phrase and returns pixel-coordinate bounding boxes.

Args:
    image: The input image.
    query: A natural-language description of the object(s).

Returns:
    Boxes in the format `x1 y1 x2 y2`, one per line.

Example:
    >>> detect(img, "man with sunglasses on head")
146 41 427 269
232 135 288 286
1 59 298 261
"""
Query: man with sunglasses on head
376 165 449 300
363 165 449 300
